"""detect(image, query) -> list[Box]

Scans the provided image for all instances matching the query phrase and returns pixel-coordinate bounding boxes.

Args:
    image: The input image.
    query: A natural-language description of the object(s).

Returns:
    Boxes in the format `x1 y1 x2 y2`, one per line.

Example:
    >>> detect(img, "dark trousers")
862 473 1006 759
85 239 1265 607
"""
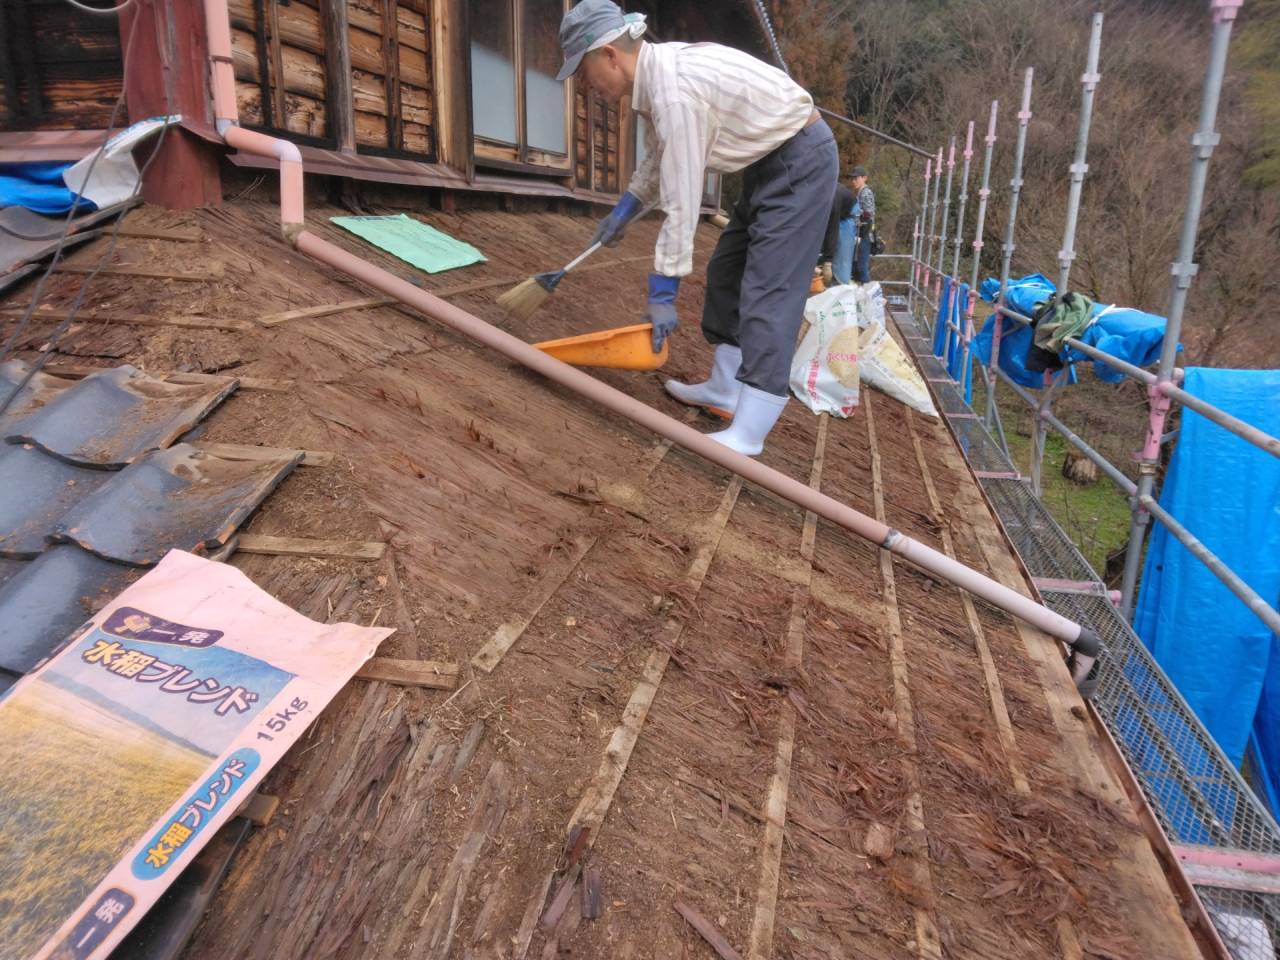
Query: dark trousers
701 120 839 396
854 231 873 283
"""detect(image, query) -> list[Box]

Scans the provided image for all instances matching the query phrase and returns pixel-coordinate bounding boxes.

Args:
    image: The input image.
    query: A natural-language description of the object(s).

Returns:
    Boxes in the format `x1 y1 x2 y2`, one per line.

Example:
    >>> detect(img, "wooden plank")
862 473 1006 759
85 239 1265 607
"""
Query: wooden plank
581 867 601 920
905 418 1029 795
514 476 743 960
198 442 333 467
50 263 223 281
471 435 676 674
258 296 393 327
354 657 458 690
907 414 1087 957
747 414 827 960
674 901 743 960
236 533 386 561
2 308 252 332
41 364 291 392
114 225 204 242
237 792 281 826
567 477 742 842
863 391 944 960
539 864 582 932
322 0 355 152
929 421 1204 959
418 760 511 957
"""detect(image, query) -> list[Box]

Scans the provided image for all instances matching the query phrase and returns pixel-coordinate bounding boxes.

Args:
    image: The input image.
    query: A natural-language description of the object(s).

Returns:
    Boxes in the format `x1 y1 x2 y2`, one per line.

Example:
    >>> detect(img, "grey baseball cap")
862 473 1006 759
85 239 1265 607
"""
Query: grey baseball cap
556 0 628 81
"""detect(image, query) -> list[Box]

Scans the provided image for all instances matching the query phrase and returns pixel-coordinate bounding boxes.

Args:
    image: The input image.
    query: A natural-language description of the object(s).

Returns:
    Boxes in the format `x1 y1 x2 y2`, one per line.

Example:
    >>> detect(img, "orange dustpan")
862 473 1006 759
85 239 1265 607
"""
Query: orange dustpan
533 323 669 371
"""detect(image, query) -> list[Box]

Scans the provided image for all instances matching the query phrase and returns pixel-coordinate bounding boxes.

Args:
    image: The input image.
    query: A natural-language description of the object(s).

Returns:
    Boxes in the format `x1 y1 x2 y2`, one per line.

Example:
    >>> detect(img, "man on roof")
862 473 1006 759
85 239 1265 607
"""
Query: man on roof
557 0 837 457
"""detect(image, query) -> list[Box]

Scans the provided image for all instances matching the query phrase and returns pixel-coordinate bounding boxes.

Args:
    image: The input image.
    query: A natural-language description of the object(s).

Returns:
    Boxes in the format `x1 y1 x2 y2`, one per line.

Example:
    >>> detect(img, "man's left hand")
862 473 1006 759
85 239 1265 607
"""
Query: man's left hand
647 273 680 353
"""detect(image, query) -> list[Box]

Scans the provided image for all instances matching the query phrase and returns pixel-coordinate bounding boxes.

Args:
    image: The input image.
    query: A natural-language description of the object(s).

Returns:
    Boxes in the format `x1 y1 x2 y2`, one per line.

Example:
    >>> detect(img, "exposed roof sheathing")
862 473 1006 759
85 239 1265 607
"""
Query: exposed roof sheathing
0 201 1204 959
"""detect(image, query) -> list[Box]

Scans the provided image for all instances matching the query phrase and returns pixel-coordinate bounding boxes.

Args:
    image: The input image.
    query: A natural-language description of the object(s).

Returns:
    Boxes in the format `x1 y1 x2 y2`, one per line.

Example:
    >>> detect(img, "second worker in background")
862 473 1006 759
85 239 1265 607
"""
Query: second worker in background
557 0 838 457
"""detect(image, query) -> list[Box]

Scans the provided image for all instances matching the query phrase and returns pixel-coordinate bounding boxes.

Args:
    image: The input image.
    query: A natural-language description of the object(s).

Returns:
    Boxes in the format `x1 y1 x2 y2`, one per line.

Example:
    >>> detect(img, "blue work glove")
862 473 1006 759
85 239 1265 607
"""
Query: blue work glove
592 191 643 248
647 273 680 353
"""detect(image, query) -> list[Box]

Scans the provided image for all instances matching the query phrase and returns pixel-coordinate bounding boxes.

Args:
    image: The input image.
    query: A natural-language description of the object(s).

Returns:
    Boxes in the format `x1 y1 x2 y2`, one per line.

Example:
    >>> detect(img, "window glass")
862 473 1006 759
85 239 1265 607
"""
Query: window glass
523 0 566 153
469 0 518 144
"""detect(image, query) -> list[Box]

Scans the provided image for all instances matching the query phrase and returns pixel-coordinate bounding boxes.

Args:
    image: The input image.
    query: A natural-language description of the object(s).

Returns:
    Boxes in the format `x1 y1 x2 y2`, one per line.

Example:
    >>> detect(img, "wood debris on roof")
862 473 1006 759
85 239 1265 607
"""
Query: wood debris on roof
0 201 1205 959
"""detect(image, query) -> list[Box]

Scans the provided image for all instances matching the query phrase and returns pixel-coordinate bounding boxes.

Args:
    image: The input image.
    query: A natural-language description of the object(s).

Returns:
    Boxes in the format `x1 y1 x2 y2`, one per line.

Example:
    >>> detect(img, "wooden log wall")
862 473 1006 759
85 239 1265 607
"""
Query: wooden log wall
228 0 330 140
225 0 435 158
347 0 436 159
0 0 124 131
573 88 620 195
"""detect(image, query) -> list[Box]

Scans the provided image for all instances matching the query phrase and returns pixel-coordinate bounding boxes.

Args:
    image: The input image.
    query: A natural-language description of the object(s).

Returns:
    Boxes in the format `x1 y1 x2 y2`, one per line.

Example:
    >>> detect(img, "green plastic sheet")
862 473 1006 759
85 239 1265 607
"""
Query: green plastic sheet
330 214 486 274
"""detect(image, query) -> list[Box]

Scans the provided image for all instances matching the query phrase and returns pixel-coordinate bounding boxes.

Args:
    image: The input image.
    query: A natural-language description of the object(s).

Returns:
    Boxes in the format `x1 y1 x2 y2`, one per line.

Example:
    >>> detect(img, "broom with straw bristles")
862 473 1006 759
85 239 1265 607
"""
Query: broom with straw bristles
496 240 603 322
498 201 657 322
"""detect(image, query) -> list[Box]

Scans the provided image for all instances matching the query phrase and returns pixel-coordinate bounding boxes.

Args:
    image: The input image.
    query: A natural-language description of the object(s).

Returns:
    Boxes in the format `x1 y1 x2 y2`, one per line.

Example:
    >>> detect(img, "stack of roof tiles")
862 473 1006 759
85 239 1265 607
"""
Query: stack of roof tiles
0 361 299 692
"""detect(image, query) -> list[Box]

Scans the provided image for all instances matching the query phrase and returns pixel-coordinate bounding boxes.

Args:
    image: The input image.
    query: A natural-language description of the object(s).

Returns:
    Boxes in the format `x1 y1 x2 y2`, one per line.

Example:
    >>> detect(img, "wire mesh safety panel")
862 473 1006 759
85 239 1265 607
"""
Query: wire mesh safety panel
891 306 1280 957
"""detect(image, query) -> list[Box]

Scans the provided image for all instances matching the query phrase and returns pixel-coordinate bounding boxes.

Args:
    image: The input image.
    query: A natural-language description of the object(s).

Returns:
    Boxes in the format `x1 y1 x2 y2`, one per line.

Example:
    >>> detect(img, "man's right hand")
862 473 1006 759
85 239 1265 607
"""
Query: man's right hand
592 191 643 247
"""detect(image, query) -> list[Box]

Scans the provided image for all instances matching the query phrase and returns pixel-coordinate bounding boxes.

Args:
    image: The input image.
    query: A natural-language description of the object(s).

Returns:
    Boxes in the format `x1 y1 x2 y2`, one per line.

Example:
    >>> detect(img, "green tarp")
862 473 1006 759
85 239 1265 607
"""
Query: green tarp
330 214 486 274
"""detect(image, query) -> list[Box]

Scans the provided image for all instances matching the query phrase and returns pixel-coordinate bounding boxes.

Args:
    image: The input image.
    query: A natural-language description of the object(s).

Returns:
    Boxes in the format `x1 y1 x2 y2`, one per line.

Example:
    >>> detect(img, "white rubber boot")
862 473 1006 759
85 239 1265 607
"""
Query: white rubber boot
706 385 788 456
664 344 743 419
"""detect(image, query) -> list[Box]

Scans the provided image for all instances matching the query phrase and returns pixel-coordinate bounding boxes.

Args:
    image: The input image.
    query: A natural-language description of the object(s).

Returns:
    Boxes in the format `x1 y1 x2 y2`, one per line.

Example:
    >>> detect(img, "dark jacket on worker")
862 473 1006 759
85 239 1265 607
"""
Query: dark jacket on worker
820 183 856 263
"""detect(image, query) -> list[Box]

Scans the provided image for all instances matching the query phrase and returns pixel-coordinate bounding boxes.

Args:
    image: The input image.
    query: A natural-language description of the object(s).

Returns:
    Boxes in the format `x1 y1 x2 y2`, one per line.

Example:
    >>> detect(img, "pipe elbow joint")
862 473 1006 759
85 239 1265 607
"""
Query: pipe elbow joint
1071 626 1100 659
282 222 305 247
275 140 303 165
1067 627 1101 699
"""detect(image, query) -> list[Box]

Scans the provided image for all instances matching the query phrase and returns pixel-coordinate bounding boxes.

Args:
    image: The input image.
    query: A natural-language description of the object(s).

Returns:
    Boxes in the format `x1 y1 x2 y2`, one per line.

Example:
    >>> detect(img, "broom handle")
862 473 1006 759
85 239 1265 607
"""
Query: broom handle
562 242 603 274
562 202 660 275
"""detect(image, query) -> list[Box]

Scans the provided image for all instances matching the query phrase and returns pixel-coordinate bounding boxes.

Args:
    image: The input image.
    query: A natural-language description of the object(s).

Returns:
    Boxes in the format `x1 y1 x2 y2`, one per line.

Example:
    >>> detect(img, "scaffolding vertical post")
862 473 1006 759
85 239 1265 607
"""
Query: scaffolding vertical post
1031 12 1103 497
936 138 956 284
934 138 957 353
948 121 975 377
908 215 921 317
950 121 975 280
988 69 1034 434
915 155 932 325
923 149 942 312
961 100 998 396
1119 0 1240 620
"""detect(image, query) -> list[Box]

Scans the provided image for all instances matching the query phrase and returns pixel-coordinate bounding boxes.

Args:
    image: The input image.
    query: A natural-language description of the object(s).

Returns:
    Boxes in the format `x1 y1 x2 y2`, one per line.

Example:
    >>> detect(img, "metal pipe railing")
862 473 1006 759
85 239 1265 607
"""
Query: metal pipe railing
922 151 942 320
1120 0 1244 620
997 369 1138 496
1031 11 1103 497
988 68 1034 435
960 101 998 389
1139 495 1280 636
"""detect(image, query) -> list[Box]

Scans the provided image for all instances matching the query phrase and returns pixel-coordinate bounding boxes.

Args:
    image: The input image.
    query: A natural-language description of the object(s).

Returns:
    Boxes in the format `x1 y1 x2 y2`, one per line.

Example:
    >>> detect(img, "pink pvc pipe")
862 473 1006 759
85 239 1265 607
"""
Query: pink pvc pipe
297 228 1089 644
196 0 1095 652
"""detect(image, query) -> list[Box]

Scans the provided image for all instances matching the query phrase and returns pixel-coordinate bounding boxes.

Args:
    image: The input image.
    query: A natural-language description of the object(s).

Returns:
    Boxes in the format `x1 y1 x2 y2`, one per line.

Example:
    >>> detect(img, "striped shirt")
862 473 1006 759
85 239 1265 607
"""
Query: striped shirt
628 41 815 278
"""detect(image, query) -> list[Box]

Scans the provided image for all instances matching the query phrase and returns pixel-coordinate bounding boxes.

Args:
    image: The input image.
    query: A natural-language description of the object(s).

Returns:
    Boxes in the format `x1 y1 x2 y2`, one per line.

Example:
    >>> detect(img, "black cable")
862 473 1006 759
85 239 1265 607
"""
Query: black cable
747 0 932 159
0 0 177 418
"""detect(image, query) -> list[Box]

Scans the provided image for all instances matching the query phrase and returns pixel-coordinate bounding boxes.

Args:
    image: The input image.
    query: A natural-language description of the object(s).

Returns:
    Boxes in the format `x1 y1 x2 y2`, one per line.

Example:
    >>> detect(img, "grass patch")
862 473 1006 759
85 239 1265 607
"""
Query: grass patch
970 373 1134 574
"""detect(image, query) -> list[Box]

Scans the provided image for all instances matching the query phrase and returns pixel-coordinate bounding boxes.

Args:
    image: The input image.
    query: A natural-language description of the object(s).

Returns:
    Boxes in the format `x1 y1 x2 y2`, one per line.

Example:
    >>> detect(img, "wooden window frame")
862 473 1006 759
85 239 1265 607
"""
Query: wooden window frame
471 0 571 175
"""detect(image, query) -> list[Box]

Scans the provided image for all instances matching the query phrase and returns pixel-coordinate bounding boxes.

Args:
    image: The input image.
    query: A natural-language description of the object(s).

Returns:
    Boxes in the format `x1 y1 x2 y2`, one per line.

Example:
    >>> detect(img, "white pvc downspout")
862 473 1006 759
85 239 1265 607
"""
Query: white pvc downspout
195 0 1100 685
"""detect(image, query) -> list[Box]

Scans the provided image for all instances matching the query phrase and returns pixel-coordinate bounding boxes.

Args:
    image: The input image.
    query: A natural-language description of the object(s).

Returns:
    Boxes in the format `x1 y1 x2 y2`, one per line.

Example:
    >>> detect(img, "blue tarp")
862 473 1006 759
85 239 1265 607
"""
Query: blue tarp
932 275 952 358
1134 369 1280 801
0 162 90 215
972 273 1173 387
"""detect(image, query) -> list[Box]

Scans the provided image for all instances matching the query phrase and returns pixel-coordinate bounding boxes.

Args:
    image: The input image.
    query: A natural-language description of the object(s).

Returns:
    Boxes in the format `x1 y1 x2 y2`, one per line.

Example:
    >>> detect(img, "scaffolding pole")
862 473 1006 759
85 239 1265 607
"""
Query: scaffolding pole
961 100 999 393
923 149 942 318
1030 11 1103 497
950 121 975 280
933 137 957 344
986 67 1034 437
1119 0 1241 621
913 155 931 324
